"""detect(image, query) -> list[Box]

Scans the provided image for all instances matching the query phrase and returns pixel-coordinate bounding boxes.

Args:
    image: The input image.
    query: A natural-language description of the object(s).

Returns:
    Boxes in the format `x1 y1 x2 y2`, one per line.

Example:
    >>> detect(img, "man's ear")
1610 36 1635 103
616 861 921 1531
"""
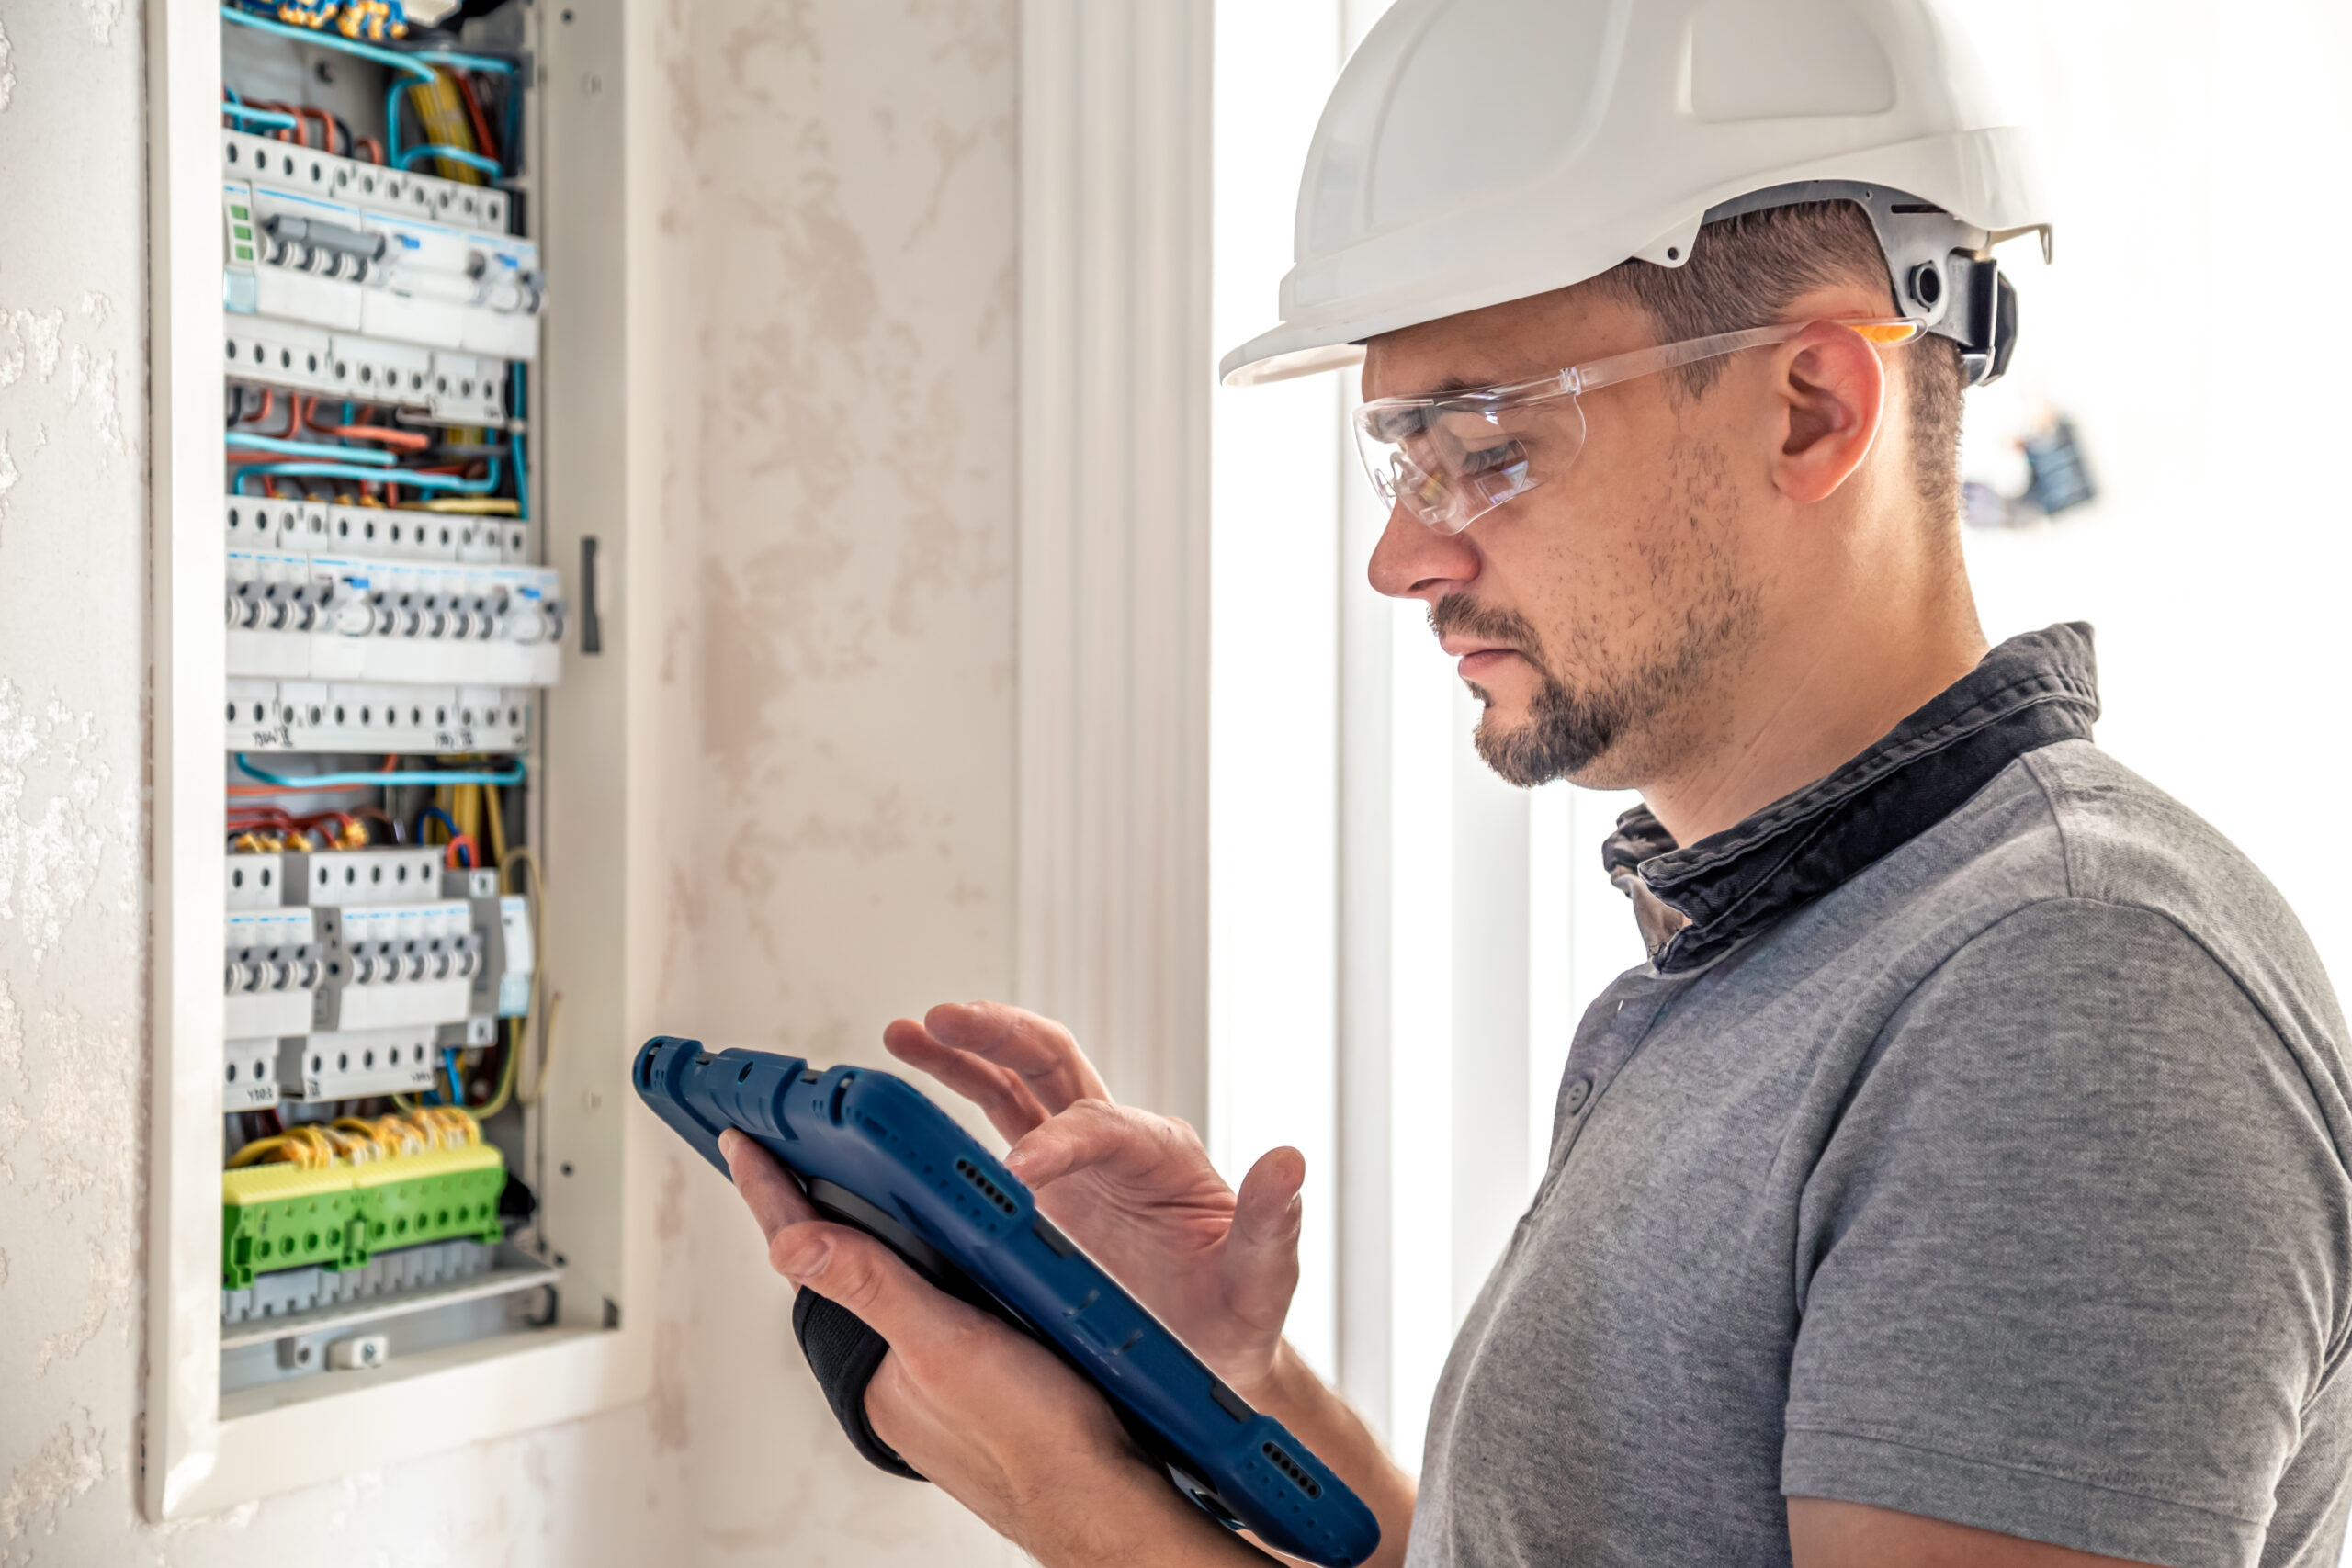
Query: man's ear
1768 321 1889 505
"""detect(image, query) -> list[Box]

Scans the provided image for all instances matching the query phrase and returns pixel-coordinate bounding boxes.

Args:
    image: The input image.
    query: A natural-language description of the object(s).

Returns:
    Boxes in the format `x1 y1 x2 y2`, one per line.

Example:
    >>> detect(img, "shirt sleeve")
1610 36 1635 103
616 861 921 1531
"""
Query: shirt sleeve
1781 897 2352 1568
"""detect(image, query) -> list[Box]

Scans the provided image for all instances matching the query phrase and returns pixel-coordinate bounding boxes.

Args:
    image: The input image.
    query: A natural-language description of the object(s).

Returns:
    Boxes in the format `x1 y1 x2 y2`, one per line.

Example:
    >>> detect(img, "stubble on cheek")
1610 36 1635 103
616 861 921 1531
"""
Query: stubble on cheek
1470 434 1764 791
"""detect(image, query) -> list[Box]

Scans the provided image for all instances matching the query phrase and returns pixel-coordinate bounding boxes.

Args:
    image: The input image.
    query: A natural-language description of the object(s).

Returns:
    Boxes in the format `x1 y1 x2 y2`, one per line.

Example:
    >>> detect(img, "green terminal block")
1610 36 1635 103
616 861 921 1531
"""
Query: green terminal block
221 1143 504 1289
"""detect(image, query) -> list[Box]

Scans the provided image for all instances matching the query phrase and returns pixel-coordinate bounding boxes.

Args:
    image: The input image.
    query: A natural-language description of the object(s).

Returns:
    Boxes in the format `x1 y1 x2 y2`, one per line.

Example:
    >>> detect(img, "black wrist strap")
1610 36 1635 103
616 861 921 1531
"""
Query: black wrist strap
792 1287 924 1481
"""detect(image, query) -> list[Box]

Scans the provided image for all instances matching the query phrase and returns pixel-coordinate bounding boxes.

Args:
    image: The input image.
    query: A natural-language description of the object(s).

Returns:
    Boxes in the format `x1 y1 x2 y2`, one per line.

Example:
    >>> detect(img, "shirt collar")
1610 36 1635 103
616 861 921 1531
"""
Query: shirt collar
1601 623 2101 973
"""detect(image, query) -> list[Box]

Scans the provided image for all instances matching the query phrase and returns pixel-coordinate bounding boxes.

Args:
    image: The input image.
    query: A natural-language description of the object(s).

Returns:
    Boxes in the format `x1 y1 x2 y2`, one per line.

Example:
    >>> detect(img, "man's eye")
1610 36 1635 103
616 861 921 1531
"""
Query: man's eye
1458 439 1525 478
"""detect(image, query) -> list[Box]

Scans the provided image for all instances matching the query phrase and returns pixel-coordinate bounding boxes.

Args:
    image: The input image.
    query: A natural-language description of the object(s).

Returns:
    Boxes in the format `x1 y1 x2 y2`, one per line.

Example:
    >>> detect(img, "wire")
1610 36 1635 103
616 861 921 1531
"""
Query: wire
453 70 500 167
443 834 478 869
510 364 529 522
320 421 431 451
223 103 300 130
391 47 519 74
475 844 554 1115
232 459 503 495
482 782 508 867
527 991 563 1108
225 432 398 466
396 143 502 176
226 754 400 797
418 497 520 514
220 7 440 161
235 754 527 789
413 804 460 844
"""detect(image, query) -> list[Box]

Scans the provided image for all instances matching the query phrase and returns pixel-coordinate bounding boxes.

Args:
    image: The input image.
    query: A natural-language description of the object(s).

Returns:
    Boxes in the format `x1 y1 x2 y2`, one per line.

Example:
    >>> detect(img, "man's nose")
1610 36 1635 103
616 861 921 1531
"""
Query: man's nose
1366 498 1480 603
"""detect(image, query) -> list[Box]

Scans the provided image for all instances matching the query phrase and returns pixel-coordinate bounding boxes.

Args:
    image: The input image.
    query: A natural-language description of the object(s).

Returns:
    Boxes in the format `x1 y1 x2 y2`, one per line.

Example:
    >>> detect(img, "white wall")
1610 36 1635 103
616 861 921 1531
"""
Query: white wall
1950 0 2352 989
0 1 1021 1562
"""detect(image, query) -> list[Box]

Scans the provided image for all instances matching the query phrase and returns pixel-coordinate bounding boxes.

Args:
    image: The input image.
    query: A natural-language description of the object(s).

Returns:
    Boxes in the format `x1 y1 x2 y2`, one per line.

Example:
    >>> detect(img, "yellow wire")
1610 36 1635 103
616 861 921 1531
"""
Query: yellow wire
418 498 522 515
482 783 508 867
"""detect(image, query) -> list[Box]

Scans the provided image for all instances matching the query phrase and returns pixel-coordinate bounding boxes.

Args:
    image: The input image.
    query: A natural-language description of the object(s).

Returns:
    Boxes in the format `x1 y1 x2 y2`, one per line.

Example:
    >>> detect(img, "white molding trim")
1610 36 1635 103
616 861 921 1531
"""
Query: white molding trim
143 0 231 1520
1017 0 1215 1128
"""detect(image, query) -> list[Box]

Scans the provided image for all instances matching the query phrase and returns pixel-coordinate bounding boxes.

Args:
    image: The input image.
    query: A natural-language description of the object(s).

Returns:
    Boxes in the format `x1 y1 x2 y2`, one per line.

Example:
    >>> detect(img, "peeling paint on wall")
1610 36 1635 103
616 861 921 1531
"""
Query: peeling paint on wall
1 309 65 389
29 1004 141 1373
0 437 19 532
75 0 125 48
0 1412 104 1555
0 19 16 115
0 682 112 968
0 976 23 1184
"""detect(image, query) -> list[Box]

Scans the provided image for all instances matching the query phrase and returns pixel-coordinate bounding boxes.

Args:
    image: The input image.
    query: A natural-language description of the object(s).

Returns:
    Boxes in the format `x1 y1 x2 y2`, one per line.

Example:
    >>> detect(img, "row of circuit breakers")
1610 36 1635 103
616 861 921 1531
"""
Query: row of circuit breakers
225 849 532 1106
223 113 557 1112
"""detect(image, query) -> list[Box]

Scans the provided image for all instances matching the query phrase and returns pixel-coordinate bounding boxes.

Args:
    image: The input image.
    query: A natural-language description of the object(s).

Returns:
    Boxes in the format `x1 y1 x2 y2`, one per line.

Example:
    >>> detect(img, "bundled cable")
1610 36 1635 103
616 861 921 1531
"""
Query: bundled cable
227 1106 480 1170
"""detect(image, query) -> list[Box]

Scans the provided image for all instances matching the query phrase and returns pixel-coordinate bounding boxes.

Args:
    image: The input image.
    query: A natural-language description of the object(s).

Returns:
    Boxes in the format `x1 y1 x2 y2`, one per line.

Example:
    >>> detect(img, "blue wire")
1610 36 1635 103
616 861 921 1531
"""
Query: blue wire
223 103 302 130
414 805 460 843
398 49 519 75
509 365 529 522
224 83 243 103
223 104 299 129
232 458 502 495
210 7 437 163
219 8 439 87
397 144 503 177
234 754 527 789
444 1046 465 1108
225 432 397 466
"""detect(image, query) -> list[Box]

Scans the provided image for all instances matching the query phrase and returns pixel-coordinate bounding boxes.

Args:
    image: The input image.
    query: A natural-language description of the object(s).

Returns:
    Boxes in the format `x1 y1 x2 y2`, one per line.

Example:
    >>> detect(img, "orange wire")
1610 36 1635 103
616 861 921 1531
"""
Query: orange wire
297 107 339 153
443 834 479 870
324 423 431 450
354 137 384 165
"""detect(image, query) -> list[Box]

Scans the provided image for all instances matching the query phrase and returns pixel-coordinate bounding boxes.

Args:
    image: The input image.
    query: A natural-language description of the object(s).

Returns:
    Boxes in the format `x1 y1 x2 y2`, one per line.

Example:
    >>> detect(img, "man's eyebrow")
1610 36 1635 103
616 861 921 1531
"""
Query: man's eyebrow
1389 374 1494 400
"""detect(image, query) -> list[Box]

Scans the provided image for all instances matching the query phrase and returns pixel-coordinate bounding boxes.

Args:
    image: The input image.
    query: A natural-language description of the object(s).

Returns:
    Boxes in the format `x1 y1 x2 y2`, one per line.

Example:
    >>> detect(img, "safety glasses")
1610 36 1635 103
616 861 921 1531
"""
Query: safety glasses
1351 317 1923 534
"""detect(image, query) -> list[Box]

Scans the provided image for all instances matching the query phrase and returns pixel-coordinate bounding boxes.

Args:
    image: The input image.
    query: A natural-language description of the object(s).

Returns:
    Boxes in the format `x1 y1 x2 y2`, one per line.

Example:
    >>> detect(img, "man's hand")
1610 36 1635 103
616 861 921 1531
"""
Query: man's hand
883 1001 1304 1397
722 1128 1266 1567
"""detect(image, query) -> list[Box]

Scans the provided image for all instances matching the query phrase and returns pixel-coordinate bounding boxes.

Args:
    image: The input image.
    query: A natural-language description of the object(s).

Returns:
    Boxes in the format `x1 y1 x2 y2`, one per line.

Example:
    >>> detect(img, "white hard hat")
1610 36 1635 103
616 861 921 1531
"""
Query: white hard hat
1219 0 2054 389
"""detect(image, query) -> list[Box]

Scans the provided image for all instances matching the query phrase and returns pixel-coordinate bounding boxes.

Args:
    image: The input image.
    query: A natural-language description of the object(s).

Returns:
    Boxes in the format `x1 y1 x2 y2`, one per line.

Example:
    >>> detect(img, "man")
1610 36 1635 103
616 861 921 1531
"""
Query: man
725 2 2352 1563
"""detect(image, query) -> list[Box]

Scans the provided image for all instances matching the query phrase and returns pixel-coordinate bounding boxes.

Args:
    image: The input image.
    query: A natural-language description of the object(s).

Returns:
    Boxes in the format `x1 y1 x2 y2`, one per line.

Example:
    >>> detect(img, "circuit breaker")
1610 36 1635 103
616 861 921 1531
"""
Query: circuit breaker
210 0 561 1402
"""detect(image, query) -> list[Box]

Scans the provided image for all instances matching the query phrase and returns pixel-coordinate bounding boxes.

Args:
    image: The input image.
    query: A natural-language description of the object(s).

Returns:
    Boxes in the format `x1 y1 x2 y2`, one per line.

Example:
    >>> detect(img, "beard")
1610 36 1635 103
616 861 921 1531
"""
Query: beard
1433 595 1627 786
1433 581 1757 789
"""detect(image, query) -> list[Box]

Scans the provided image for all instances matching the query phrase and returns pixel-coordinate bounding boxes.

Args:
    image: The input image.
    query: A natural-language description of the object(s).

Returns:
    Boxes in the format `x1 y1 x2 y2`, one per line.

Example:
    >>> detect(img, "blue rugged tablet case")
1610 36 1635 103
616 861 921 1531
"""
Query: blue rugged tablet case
634 1036 1381 1568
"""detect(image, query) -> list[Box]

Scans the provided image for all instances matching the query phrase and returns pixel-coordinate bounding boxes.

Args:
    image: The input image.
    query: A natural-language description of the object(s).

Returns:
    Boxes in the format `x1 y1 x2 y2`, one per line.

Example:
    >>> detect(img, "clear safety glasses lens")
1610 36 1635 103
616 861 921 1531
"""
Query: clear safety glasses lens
1351 392 1587 535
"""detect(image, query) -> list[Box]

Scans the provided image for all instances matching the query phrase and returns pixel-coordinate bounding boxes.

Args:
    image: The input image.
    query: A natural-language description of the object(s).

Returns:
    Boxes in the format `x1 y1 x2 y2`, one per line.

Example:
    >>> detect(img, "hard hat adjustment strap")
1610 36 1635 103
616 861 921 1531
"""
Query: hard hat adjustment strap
1694 180 2030 387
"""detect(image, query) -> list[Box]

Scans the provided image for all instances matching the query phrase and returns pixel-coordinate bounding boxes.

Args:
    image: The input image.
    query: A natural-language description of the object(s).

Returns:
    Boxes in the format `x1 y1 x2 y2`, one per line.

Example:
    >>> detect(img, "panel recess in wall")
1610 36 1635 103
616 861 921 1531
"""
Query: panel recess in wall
144 0 653 1518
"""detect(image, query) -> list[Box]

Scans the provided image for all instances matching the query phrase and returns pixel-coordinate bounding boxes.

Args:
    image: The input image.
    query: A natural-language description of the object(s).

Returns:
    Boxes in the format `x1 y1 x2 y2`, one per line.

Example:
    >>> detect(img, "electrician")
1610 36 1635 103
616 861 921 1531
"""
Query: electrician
727 2 2352 1564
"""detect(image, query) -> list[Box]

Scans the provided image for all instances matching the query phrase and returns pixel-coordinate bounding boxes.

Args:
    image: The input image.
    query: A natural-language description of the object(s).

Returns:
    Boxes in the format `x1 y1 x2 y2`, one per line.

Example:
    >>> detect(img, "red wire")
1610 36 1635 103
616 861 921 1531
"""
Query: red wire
453 73 500 165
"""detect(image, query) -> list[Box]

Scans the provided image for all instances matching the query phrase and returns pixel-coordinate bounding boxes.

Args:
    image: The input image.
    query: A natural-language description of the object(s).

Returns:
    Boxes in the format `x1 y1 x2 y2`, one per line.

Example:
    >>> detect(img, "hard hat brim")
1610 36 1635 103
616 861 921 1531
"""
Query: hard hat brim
1219 127 2052 389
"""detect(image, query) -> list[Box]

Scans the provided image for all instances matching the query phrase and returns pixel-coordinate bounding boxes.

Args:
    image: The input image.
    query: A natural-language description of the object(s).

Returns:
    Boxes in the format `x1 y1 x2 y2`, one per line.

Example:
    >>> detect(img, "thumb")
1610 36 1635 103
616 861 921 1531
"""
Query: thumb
767 1218 972 1348
1224 1146 1305 1329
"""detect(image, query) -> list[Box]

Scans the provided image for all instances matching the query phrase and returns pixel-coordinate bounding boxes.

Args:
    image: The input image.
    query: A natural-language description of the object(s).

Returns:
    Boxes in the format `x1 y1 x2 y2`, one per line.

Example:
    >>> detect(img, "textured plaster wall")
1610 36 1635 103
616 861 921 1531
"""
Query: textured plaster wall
670 0 1023 1562
0 0 1019 1562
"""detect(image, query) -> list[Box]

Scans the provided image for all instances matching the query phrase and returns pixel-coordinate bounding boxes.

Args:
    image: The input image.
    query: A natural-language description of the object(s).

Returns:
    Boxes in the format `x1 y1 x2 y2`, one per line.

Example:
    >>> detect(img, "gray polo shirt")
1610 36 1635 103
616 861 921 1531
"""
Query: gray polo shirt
1407 625 2352 1568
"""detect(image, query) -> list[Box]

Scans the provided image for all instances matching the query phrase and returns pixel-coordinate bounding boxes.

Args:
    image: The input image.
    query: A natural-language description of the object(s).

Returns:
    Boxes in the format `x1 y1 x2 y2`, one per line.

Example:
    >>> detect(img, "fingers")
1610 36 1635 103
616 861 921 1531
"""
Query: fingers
922 1001 1114 1112
725 1128 990 1353
1003 1099 1211 1190
766 1210 983 1352
1224 1146 1306 1332
722 1127 820 1239
883 1017 1053 1144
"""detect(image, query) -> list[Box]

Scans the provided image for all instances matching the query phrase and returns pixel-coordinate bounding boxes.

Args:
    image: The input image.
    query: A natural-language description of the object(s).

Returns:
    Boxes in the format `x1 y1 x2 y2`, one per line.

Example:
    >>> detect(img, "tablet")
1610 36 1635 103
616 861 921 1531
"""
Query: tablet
633 1037 1381 1568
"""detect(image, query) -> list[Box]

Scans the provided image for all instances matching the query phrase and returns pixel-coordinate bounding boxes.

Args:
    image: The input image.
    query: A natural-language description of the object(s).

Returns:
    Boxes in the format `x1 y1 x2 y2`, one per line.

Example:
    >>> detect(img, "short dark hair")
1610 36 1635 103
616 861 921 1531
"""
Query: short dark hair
1595 199 1966 524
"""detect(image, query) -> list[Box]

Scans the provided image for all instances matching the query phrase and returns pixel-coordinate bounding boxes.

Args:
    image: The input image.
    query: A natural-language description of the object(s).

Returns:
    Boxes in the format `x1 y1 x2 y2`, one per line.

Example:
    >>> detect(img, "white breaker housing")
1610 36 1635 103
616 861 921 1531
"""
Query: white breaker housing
223 494 564 691
220 852 536 1106
222 129 540 365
